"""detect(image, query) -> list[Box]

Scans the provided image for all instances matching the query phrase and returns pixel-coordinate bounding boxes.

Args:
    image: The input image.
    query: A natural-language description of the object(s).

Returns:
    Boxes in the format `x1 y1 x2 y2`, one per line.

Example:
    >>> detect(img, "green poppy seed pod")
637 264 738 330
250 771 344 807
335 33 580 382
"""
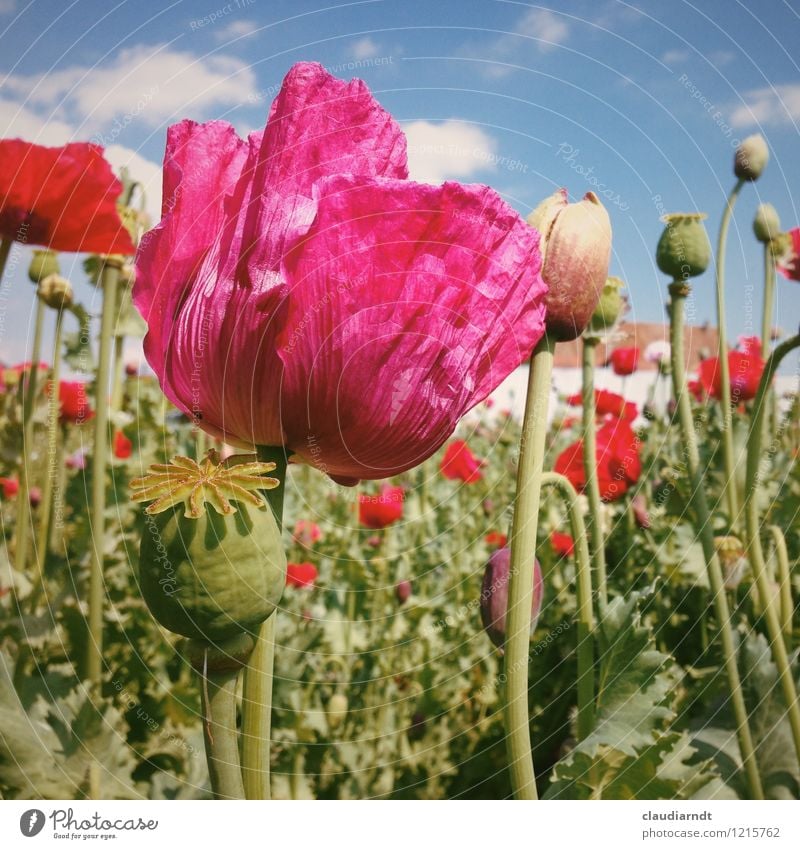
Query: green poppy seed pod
588 276 625 333
326 693 349 730
753 203 780 244
656 213 711 280
527 189 613 342
37 274 73 310
28 249 60 284
734 134 769 182
132 453 287 643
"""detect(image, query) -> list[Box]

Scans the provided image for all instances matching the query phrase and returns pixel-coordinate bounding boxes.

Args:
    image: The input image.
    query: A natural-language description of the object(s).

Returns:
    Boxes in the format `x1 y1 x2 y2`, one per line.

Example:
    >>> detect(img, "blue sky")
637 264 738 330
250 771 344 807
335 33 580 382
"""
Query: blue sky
1 0 799 371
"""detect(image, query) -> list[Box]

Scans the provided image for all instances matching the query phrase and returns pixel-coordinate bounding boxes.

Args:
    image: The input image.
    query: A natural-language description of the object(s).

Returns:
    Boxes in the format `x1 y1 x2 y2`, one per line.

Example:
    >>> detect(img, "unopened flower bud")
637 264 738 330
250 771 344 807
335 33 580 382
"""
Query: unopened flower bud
28 249 60 284
734 134 769 182
326 693 349 730
527 189 612 341
395 580 412 605
480 547 543 650
589 276 626 333
715 536 747 590
37 274 73 310
656 213 711 280
753 203 780 244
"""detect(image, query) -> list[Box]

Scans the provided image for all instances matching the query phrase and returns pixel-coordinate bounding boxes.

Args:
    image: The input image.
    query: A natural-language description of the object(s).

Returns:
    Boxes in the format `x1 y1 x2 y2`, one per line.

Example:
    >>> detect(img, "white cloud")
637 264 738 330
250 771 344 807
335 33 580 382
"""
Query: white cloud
214 19 259 42
351 36 380 60
661 49 689 65
3 43 258 133
104 145 163 225
729 83 800 128
460 8 570 78
403 120 497 184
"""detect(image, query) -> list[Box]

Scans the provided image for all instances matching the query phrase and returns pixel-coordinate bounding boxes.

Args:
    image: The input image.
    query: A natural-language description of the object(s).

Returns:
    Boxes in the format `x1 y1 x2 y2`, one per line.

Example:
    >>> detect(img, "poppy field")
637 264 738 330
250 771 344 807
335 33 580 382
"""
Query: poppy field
0 57 799 805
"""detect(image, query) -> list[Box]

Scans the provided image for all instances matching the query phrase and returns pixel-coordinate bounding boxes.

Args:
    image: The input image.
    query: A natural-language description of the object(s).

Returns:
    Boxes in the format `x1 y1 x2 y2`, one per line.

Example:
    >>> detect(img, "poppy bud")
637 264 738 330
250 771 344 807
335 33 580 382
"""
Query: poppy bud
395 580 412 604
131 453 287 643
588 276 625 334
480 546 544 650
28 249 60 284
29 486 42 508
753 203 780 244
656 213 711 280
37 274 73 310
527 189 612 342
715 536 747 590
734 134 769 182
326 693 349 730
125 363 138 377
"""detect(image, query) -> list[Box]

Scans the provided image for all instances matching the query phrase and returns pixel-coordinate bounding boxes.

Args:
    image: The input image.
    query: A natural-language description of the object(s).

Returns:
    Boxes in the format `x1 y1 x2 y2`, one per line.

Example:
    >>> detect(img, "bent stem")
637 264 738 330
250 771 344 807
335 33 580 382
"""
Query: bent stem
541 471 595 740
31 305 66 605
715 179 745 529
768 526 793 648
743 333 800 769
670 281 763 800
15 296 46 570
87 260 121 799
760 244 777 442
581 336 607 610
241 444 288 800
504 334 555 800
201 662 246 799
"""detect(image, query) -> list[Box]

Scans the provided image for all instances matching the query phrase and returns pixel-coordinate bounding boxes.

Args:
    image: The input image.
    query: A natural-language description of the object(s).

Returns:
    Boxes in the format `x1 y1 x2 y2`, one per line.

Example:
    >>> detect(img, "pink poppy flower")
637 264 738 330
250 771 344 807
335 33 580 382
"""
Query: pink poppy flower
134 62 546 484
777 227 800 281
293 519 323 546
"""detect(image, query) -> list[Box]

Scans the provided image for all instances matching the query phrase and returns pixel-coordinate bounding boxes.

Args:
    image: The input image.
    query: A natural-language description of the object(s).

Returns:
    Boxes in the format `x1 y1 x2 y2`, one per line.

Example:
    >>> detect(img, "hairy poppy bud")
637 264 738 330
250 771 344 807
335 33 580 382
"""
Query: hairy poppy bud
734 134 769 182
715 535 747 590
28 249 60 284
589 276 626 334
527 189 612 341
131 453 287 643
37 274 73 310
480 547 543 650
753 203 780 244
656 213 711 280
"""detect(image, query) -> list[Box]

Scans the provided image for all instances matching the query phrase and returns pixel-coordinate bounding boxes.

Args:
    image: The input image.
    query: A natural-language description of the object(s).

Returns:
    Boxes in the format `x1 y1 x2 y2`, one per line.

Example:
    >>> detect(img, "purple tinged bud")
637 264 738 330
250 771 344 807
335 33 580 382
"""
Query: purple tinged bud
480 547 543 650
395 580 412 605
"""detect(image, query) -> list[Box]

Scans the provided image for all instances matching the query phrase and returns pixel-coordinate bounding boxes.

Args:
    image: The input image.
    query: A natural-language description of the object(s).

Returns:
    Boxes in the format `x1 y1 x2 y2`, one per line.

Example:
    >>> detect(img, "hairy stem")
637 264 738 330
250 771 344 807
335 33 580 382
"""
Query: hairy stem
201 664 246 799
743 333 800 770
541 472 595 740
241 444 288 800
715 179 745 528
768 526 793 649
670 281 763 799
504 335 555 800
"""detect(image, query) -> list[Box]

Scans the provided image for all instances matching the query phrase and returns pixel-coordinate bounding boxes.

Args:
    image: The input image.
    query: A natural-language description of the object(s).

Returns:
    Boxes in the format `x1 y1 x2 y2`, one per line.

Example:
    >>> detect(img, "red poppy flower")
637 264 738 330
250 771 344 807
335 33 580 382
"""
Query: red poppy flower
113 431 132 459
554 418 642 502
293 519 323 546
697 337 765 403
566 388 637 421
28 486 42 507
0 477 19 498
777 227 800 281
359 484 404 528
551 531 575 557
0 140 134 253
687 378 705 402
440 440 483 483
50 381 93 424
608 346 640 376
133 62 546 484
485 530 507 548
286 562 318 588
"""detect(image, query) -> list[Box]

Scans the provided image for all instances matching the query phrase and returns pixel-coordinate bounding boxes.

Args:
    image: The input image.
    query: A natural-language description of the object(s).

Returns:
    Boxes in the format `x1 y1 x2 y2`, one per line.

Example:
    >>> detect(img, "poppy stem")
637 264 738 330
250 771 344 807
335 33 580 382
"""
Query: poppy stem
715 179 745 530
504 334 555 800
743 333 800 770
768 526 793 649
669 280 764 799
30 304 66 607
201 662 247 799
581 336 607 610
241 444 288 800
14 296 46 571
87 259 121 799
110 334 125 415
541 472 595 740
760 244 777 442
